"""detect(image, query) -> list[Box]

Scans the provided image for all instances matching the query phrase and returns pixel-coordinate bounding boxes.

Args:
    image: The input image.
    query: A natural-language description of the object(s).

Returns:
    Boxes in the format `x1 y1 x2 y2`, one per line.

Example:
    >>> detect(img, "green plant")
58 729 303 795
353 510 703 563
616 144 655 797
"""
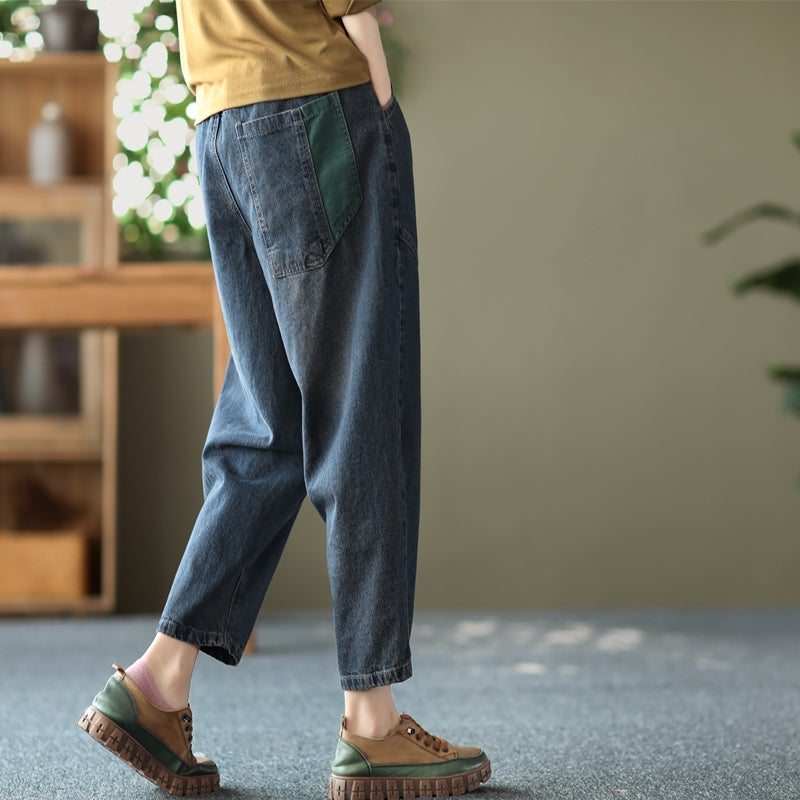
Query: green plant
1 0 407 260
0 1 36 57
1 0 199 259
701 133 800 477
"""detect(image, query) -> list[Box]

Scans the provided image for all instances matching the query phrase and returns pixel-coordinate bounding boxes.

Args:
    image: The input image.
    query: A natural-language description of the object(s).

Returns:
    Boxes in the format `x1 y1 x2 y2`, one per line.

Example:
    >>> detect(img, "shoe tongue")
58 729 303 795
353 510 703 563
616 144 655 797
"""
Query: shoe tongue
390 713 410 732
397 712 416 728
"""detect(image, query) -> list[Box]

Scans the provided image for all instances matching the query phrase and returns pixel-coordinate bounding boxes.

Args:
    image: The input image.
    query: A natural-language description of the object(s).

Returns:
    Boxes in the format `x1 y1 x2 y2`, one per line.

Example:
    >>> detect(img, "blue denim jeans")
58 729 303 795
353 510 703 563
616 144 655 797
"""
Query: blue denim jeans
157 80 420 691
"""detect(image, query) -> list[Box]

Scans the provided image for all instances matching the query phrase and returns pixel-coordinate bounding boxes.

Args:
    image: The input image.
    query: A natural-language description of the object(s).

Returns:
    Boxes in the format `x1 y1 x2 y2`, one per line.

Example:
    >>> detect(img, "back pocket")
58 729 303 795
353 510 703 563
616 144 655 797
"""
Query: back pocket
236 91 362 278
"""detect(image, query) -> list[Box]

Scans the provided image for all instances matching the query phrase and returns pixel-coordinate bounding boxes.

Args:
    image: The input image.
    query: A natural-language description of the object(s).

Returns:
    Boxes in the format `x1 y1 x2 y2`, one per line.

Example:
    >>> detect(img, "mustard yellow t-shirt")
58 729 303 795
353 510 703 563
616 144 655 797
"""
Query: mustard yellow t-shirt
175 0 381 125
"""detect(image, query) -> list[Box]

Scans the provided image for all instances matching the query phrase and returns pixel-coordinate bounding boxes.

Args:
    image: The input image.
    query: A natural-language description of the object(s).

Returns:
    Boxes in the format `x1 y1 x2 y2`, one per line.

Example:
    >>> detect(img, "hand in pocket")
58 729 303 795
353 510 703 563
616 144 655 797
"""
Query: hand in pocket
371 74 393 110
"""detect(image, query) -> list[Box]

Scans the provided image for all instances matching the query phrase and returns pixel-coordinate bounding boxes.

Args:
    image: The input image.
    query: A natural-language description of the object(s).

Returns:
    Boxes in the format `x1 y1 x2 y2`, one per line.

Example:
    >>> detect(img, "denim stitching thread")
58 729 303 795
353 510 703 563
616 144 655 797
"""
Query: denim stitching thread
340 657 413 689
238 109 330 278
378 102 412 654
289 91 360 275
223 566 249 643
294 107 335 272
237 91 338 138
236 127 269 260
382 93 399 118
398 225 417 261
328 91 363 242
211 113 252 237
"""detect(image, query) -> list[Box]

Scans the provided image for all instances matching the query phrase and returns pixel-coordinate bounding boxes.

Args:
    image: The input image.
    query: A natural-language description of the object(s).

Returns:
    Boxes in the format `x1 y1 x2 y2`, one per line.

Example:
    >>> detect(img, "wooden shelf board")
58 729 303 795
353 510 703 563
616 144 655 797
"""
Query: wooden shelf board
0 262 216 329
0 447 103 463
0 178 105 216
0 176 104 191
0 594 113 615
0 52 107 71
0 415 100 453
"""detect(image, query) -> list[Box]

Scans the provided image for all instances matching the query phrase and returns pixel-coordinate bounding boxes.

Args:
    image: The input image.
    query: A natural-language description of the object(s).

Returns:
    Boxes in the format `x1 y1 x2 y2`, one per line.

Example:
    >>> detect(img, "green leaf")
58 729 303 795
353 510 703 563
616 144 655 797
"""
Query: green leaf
733 258 800 300
766 365 800 383
700 203 800 246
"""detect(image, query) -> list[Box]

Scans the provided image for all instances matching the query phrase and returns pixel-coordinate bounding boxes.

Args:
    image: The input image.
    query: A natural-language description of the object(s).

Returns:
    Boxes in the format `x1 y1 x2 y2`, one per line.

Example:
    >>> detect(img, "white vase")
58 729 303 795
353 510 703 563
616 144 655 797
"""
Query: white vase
28 101 72 184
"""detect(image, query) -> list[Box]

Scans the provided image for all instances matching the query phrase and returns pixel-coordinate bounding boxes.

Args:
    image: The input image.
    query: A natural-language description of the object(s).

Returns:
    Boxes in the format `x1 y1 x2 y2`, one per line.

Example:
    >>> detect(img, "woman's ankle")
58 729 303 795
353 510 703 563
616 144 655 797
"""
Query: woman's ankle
133 633 199 709
343 685 400 738
125 657 181 710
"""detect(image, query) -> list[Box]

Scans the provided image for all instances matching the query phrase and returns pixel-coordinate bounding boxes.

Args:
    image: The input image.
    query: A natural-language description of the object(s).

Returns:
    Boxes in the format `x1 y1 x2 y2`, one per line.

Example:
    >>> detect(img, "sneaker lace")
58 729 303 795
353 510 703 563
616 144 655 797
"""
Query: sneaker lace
182 712 194 748
404 718 449 753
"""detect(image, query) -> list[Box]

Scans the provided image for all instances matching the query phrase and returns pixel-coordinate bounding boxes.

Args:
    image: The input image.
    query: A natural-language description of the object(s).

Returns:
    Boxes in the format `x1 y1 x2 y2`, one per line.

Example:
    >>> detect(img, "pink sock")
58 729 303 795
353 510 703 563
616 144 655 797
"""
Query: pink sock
125 658 178 711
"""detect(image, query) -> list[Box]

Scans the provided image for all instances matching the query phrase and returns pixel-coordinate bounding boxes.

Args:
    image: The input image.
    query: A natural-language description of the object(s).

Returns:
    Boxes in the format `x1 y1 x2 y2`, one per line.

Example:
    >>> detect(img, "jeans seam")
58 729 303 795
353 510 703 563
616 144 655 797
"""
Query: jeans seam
378 106 412 653
383 96 399 119
294 105 337 266
211 112 253 238
397 224 417 262
327 90 363 243
223 566 249 643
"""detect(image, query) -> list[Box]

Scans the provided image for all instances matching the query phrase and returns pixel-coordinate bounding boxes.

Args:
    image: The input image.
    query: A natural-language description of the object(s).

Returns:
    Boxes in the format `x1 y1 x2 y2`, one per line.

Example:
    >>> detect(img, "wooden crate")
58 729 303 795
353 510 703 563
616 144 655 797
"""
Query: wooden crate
0 529 88 601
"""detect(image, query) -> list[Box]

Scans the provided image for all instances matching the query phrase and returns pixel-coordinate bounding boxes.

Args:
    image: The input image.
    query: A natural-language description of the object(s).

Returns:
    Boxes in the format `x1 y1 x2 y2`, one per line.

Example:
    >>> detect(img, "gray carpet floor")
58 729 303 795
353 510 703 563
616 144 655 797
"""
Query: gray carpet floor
1 608 799 800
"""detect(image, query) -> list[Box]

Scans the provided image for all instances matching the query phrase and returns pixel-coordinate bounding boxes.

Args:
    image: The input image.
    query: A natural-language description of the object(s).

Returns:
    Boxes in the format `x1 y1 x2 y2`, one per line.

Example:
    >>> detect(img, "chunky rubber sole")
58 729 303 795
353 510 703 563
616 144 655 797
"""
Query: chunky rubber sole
76 706 220 796
328 760 492 800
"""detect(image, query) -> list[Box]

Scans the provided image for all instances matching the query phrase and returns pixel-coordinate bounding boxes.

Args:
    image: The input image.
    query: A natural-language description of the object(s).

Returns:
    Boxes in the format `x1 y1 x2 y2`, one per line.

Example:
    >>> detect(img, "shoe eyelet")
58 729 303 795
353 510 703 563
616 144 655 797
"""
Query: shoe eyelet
406 727 415 734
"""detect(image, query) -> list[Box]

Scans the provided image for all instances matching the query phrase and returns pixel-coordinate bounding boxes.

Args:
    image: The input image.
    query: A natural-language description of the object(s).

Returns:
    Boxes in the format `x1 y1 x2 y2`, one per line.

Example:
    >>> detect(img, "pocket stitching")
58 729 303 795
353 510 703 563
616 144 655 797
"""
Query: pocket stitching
381 92 399 118
237 116 330 278
236 128 273 268
236 91 362 279
298 92 362 265
293 117 335 271
238 105 301 139
210 113 253 237
325 94 362 243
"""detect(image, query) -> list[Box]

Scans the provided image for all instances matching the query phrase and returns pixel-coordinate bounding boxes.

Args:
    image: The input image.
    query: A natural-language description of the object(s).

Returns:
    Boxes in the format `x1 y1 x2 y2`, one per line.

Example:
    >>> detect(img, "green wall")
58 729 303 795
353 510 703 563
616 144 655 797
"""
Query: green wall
118 1 800 613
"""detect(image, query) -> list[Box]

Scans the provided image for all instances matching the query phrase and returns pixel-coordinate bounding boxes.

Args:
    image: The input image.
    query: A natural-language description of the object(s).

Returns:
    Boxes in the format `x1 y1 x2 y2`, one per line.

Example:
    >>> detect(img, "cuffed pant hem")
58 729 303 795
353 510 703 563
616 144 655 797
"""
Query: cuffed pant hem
157 615 243 667
340 658 413 691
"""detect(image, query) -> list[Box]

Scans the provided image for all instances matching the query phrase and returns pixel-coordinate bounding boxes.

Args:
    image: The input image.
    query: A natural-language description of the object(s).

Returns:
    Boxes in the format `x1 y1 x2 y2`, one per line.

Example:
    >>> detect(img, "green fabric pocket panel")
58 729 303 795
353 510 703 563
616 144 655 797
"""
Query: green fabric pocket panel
300 91 362 243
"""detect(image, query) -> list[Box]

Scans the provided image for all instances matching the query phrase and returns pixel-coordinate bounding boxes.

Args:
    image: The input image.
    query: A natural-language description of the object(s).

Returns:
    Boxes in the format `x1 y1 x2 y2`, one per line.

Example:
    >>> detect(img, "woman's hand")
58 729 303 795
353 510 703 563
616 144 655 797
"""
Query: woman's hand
371 70 393 110
341 5 393 110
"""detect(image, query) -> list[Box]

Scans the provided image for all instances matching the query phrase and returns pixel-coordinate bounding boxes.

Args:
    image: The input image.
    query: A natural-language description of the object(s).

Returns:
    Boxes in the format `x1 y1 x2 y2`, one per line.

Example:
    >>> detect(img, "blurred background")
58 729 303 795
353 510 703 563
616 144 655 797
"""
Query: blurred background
3 2 800 798
0 0 798 617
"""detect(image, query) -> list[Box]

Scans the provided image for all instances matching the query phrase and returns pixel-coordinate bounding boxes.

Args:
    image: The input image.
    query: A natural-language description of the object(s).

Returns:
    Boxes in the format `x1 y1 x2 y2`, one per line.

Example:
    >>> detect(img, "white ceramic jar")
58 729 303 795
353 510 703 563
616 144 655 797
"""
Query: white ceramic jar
28 101 73 184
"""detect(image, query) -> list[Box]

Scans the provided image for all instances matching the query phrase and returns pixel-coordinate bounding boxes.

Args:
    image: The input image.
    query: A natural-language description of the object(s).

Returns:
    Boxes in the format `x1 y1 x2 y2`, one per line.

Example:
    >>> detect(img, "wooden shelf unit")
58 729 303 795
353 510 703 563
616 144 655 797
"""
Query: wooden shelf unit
0 52 117 612
0 51 246 650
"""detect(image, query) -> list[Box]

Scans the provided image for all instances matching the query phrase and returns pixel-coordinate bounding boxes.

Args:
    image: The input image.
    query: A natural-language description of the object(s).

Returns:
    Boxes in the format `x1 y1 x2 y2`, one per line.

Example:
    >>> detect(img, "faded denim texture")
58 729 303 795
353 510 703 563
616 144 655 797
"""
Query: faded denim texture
157 80 421 692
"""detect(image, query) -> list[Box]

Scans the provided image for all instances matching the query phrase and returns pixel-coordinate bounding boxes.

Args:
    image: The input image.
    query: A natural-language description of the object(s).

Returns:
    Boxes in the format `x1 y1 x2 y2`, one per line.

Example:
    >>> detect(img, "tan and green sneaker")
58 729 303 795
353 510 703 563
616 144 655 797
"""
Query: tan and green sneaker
328 711 491 799
76 663 220 796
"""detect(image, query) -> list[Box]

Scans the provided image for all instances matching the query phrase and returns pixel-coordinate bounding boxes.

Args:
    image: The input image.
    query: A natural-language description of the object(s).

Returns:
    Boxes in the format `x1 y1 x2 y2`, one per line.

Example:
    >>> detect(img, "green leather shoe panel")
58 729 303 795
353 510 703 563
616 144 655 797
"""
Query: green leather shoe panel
91 674 218 777
91 674 137 727
330 738 371 776
330 736 488 778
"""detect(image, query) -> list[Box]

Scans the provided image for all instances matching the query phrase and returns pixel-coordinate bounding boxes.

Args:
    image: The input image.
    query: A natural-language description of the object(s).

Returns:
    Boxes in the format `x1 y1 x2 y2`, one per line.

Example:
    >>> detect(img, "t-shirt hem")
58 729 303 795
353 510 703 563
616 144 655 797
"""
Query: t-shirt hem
192 70 373 126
